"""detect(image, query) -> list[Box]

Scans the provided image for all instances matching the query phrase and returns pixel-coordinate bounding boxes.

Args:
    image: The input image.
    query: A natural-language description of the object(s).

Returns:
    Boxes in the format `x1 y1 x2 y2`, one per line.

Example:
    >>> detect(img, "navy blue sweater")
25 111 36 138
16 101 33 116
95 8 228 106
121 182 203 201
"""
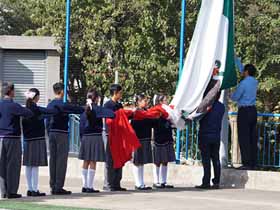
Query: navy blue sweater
154 118 174 145
104 99 123 112
131 108 157 141
199 101 225 143
22 102 58 140
80 111 103 137
80 104 116 137
0 98 33 138
46 98 84 133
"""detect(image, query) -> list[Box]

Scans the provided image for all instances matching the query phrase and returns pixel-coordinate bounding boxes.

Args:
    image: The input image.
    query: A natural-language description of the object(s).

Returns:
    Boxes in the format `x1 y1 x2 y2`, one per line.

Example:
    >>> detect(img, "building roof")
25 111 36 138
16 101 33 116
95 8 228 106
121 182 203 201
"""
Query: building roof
0 35 60 51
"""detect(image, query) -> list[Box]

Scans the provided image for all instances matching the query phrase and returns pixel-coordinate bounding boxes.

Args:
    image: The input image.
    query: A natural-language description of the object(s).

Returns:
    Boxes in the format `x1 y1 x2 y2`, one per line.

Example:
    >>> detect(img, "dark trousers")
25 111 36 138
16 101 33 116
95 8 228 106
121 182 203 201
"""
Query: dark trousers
104 141 122 189
237 106 257 167
0 138 22 195
49 132 69 191
199 141 221 185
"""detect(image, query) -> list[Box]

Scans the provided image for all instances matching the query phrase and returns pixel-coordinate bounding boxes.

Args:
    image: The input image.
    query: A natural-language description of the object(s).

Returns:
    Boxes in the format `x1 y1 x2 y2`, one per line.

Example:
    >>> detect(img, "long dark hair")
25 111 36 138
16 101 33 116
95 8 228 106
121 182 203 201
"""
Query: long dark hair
85 88 100 126
25 88 40 108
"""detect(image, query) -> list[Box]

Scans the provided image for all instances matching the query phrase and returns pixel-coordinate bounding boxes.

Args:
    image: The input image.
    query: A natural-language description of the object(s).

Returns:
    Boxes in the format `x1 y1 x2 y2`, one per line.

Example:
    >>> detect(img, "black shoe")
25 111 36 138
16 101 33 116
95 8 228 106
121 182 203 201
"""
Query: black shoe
7 193 22 199
161 183 174 189
27 190 33 196
235 166 249 170
115 187 127 191
87 188 100 193
135 185 152 191
52 189 72 195
153 183 165 189
195 184 211 189
32 191 46 197
211 184 220 189
1 194 6 199
82 187 88 193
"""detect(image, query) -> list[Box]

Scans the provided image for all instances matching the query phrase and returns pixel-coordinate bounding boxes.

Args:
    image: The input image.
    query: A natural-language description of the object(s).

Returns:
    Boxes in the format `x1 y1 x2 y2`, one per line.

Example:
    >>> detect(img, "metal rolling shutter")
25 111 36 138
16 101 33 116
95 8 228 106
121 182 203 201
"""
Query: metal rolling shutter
3 50 47 106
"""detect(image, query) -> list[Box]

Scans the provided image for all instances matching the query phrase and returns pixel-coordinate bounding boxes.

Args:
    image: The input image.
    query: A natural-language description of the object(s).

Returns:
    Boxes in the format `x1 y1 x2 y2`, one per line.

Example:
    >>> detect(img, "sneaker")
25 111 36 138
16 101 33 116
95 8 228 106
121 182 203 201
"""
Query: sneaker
32 191 46 197
27 190 33 196
87 188 100 193
7 193 22 199
195 184 211 189
135 185 152 191
82 188 88 193
52 189 72 195
161 183 174 189
153 183 165 189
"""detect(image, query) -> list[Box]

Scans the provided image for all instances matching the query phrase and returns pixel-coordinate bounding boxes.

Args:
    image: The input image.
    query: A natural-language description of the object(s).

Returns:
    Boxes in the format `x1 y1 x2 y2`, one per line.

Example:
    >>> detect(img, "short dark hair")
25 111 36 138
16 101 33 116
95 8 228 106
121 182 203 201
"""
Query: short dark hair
2 82 14 96
244 64 257 76
153 94 166 105
53 82 64 95
109 84 122 96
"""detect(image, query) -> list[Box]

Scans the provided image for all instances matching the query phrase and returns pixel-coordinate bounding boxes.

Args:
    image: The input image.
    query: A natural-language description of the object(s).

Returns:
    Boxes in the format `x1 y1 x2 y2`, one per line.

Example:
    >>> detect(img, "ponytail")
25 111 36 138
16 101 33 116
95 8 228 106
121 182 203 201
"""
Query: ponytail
25 88 40 108
85 88 100 127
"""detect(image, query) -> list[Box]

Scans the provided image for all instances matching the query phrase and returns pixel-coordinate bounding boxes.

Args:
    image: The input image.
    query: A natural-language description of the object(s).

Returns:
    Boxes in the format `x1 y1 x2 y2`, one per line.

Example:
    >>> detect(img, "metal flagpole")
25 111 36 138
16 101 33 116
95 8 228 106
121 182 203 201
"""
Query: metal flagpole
176 0 186 163
63 0 71 102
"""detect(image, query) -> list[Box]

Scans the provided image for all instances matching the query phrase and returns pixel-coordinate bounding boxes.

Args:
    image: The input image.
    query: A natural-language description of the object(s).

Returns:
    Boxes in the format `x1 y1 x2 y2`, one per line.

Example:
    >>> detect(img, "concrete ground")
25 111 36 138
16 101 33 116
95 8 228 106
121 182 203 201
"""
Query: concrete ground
6 175 280 210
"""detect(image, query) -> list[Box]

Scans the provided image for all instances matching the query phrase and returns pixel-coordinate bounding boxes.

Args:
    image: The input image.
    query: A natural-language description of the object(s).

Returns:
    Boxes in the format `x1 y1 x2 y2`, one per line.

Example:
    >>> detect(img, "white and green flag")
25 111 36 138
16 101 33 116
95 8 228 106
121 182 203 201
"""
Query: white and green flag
171 0 237 113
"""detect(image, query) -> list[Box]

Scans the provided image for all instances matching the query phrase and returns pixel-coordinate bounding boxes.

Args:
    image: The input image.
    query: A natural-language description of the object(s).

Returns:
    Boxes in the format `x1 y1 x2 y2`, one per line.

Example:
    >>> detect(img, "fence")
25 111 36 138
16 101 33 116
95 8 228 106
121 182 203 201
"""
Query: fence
69 113 280 168
175 112 280 168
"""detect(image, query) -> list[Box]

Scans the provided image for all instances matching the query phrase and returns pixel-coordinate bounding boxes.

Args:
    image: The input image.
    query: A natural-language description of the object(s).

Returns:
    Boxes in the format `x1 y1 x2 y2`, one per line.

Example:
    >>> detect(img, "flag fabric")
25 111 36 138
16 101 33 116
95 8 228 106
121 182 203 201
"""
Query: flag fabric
171 0 237 115
106 109 141 169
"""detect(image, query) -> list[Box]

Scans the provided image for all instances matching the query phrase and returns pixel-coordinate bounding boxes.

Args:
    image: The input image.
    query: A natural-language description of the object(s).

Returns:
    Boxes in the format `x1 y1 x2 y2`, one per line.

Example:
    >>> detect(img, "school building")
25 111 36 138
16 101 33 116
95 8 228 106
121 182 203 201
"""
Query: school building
0 35 60 106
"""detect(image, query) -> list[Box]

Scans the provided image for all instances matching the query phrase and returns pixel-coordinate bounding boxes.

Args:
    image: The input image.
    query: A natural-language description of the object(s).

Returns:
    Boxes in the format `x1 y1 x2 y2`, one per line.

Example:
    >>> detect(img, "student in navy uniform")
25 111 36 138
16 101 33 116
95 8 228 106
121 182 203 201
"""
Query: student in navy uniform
79 88 115 193
22 88 59 197
196 92 225 189
231 64 258 169
152 94 175 189
0 82 33 199
131 94 156 190
46 82 84 195
103 84 126 191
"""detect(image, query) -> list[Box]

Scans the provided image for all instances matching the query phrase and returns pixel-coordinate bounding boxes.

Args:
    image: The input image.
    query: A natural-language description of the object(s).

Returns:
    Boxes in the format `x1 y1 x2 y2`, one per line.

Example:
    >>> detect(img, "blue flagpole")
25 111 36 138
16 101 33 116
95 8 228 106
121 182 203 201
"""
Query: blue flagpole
176 0 186 163
63 0 71 102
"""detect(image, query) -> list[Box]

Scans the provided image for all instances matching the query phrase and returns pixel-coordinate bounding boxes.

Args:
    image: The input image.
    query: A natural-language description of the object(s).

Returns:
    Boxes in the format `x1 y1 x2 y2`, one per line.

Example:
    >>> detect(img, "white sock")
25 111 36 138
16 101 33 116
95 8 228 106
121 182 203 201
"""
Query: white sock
25 166 33 191
88 169 96 189
139 165 144 187
82 169 88 188
132 165 141 187
31 167 39 192
153 165 160 184
160 165 168 184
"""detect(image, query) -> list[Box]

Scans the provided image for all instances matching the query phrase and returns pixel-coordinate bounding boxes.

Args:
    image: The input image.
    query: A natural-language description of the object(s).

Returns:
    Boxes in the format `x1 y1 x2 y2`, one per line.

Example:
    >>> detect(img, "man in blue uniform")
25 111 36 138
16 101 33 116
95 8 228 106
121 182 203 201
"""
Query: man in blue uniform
231 64 258 169
196 92 225 189
46 82 84 195
103 84 127 191
0 82 33 198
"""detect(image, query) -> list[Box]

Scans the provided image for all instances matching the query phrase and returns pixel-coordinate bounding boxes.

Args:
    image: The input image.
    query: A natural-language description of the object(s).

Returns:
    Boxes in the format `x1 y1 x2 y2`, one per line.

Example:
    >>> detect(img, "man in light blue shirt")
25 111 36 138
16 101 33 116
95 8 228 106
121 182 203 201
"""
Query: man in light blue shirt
231 64 258 169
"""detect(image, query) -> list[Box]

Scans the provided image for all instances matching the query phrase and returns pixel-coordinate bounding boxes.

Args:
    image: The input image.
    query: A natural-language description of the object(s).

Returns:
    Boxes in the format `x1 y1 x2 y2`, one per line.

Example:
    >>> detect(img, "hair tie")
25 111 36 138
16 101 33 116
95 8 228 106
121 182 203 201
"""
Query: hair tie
153 94 158 106
24 91 36 99
86 98 93 110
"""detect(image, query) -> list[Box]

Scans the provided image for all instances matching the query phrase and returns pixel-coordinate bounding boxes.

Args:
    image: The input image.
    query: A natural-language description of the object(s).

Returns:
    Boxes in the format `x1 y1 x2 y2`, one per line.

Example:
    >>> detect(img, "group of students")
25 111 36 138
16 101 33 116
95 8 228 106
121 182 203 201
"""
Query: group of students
0 82 178 199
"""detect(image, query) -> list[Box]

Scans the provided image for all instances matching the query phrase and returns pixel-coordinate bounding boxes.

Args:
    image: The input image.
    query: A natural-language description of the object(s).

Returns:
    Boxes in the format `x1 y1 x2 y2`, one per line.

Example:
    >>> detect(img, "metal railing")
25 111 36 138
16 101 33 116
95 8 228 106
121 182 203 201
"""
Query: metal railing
69 114 81 154
68 112 280 168
175 112 280 168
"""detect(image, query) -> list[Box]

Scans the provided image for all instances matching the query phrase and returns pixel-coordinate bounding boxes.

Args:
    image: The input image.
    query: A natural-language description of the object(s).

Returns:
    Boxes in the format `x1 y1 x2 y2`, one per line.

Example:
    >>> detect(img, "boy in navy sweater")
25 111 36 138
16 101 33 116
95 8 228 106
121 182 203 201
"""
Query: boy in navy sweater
0 82 33 199
46 83 84 195
196 91 225 189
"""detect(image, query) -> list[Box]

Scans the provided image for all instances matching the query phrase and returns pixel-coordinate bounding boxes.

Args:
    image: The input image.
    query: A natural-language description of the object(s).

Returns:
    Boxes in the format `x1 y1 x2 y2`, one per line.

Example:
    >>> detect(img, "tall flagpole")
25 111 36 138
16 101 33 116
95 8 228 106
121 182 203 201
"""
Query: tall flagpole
63 0 71 102
176 0 186 163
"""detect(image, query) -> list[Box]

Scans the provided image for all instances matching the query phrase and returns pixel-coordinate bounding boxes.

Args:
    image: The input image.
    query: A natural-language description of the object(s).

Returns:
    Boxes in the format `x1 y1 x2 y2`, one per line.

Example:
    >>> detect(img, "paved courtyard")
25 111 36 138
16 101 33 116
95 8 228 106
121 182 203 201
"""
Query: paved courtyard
1 175 279 210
